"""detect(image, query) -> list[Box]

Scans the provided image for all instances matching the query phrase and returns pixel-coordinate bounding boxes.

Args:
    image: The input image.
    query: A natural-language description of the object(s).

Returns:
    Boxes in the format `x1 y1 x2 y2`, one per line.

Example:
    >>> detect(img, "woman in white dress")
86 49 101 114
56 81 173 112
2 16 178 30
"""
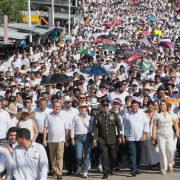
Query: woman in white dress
16 109 38 141
152 100 179 175
144 101 160 168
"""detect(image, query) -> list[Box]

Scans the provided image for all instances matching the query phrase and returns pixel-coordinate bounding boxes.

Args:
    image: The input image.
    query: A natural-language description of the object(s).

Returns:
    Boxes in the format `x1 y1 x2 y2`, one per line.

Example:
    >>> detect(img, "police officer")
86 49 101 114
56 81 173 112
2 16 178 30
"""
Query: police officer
93 99 123 179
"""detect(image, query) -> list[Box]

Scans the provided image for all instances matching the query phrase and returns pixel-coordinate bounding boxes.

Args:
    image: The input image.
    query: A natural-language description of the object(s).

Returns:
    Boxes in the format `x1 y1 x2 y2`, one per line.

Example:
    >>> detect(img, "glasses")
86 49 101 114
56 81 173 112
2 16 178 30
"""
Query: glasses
79 106 87 109
79 97 86 99
102 104 109 107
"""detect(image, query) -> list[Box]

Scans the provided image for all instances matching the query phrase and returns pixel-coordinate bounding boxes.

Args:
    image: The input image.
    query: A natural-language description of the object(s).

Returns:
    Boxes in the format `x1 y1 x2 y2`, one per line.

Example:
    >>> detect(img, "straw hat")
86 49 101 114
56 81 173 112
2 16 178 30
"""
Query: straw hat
79 102 89 107
9 82 17 87
95 90 104 98
87 98 100 106
63 95 73 102
5 104 17 115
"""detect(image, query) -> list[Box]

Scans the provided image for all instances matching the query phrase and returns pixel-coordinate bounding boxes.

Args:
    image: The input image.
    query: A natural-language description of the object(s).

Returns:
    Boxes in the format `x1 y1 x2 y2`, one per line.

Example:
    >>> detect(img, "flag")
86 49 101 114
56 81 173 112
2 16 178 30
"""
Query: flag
141 59 155 71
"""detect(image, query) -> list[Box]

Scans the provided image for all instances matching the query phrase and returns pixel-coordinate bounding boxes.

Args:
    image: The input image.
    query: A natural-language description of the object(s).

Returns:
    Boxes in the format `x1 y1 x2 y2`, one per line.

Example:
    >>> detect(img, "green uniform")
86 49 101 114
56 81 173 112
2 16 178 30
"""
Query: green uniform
93 111 122 174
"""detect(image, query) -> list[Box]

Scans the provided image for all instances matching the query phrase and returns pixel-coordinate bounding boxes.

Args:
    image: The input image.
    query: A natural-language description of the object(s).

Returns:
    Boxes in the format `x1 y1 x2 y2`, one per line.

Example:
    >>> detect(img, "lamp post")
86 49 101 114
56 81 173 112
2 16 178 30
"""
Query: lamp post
68 0 71 36
52 0 55 26
28 0 33 54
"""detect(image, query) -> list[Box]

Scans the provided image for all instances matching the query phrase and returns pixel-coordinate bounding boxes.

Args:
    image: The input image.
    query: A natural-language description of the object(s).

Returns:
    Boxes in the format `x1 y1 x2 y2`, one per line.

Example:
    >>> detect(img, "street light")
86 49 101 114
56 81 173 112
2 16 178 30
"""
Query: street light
28 0 33 54
68 0 71 36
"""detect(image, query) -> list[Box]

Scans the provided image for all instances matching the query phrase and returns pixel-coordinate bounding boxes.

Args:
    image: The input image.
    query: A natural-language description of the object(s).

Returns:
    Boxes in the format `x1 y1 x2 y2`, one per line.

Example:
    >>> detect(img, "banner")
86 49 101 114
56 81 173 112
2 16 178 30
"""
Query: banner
4 15 8 44
141 59 155 71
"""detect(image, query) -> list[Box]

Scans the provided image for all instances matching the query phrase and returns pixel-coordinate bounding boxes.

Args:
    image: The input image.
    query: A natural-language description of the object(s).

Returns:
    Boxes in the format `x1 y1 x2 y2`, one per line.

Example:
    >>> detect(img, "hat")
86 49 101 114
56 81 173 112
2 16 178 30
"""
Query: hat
79 102 89 107
39 60 45 64
5 104 17 115
132 81 139 86
87 98 100 106
113 98 122 105
95 90 104 98
100 99 110 105
9 82 17 87
144 85 155 90
24 83 30 87
21 109 30 114
63 95 73 102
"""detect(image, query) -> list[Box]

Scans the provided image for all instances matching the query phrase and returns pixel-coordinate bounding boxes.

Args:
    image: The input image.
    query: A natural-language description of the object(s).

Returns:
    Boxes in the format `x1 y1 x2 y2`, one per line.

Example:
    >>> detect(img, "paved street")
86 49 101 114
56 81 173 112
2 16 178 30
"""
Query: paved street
48 155 180 180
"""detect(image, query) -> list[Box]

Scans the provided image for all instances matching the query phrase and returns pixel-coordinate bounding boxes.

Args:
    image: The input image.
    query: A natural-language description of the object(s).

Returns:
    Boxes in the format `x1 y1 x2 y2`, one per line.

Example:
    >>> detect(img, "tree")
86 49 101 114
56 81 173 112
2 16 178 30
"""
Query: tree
0 0 27 23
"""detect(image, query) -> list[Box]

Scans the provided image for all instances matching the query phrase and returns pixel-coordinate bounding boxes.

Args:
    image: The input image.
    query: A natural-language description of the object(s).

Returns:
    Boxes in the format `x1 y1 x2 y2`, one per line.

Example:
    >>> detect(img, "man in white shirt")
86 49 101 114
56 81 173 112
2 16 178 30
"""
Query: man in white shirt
13 128 48 180
43 101 69 180
34 98 52 174
0 100 11 142
61 96 79 175
0 146 13 180
123 100 149 176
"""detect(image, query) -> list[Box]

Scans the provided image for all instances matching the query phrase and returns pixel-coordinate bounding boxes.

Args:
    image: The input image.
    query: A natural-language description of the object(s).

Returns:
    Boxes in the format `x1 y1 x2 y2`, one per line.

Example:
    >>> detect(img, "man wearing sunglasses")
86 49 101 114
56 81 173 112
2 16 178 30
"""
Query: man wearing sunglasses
93 99 123 179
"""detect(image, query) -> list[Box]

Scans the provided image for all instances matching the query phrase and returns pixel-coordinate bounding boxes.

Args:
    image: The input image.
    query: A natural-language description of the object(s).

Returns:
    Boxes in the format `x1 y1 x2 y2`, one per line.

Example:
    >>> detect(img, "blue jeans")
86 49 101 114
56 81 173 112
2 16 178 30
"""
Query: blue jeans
75 133 92 173
126 141 144 172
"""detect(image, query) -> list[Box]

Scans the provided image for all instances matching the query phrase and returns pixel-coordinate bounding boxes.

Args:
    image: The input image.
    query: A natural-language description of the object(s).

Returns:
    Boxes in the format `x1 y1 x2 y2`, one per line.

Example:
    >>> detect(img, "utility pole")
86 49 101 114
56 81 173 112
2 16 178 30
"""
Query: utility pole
28 0 33 54
52 0 55 26
68 0 71 36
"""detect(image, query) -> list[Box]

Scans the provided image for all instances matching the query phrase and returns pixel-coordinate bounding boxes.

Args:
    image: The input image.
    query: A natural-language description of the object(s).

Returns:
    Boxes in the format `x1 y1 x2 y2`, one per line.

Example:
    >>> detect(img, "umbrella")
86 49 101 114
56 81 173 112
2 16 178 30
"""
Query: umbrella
103 23 114 28
142 30 151 35
63 36 72 41
102 44 117 52
41 74 72 85
97 35 108 39
115 18 123 25
147 15 158 22
116 49 143 56
154 29 163 36
159 41 174 49
139 39 151 47
79 49 95 56
81 66 108 76
103 39 114 45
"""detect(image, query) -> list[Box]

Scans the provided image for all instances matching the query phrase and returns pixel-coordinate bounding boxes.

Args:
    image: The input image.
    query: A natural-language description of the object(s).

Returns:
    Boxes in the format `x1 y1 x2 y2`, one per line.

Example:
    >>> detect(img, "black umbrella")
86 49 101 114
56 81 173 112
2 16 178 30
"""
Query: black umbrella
41 74 72 84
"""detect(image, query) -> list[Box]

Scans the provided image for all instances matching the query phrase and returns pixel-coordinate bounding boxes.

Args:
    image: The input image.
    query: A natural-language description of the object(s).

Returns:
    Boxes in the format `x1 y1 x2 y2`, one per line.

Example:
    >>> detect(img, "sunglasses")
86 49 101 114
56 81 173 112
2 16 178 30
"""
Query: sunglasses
79 106 87 109
102 104 109 107
79 97 86 99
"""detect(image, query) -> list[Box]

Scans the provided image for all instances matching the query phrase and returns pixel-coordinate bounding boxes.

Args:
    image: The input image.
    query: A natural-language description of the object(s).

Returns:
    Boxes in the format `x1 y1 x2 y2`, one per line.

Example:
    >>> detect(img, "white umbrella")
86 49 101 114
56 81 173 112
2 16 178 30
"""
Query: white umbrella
139 38 151 47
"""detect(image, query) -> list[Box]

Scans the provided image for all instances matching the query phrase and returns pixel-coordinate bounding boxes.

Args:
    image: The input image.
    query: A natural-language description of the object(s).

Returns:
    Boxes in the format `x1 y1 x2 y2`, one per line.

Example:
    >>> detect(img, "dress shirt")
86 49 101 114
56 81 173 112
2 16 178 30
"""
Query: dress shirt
0 146 13 180
44 112 68 142
123 110 149 141
13 142 48 180
61 107 79 129
35 107 52 133
71 114 93 138
0 110 12 139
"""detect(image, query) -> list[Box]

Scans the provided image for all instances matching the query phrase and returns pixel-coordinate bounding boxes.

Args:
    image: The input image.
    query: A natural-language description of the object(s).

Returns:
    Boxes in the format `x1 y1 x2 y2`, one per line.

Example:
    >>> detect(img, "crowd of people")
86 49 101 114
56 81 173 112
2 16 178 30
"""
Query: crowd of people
0 0 180 180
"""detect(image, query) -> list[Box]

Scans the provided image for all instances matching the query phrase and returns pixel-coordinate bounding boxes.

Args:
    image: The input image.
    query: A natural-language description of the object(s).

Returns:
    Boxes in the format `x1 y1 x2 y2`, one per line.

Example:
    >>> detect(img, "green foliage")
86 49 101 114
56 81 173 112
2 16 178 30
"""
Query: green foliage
0 0 27 23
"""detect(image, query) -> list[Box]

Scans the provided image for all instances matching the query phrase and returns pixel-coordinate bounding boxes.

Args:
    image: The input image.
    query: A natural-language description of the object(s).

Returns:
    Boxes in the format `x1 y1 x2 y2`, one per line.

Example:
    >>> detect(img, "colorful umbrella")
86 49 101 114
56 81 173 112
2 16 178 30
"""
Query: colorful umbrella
81 66 108 76
115 18 123 25
102 44 117 52
63 36 72 41
159 41 174 49
142 30 151 35
147 16 158 22
79 49 95 56
154 29 163 36
97 35 108 39
103 39 114 45
103 23 114 28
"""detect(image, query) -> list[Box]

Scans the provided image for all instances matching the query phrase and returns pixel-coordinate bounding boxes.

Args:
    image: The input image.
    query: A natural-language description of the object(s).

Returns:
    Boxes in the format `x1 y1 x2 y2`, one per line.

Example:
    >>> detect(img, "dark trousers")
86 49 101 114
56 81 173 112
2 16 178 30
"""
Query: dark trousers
64 142 77 172
99 143 116 174
126 141 144 172
36 133 52 172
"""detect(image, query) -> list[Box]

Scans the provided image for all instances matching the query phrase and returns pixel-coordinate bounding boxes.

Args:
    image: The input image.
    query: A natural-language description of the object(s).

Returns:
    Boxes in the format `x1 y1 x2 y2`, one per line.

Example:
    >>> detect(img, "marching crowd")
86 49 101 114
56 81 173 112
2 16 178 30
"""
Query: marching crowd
0 0 180 180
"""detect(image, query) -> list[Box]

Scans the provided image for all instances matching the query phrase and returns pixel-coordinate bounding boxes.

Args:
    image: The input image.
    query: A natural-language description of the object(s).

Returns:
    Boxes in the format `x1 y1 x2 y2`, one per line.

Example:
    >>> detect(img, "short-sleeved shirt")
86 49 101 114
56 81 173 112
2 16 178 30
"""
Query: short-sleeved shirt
44 112 68 143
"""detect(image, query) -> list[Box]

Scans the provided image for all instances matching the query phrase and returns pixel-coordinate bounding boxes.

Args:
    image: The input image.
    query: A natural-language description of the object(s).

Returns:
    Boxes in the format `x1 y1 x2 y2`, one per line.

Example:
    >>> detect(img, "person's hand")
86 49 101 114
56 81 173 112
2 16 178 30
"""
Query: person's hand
141 133 147 141
176 132 180 139
71 139 75 146
118 137 122 144
121 136 126 144
93 140 97 147
43 140 47 147
65 141 70 147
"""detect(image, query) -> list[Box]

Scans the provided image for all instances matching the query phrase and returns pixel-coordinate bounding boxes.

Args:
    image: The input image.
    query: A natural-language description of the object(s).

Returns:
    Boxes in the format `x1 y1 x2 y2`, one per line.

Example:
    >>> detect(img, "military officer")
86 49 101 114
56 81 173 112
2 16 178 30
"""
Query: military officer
93 99 123 179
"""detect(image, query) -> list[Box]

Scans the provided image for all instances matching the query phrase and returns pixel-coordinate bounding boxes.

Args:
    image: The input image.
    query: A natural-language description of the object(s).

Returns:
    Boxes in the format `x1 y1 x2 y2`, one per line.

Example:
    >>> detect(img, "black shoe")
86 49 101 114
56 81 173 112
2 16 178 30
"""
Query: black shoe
102 173 108 179
57 175 63 180
136 170 141 174
130 171 136 177
109 170 113 175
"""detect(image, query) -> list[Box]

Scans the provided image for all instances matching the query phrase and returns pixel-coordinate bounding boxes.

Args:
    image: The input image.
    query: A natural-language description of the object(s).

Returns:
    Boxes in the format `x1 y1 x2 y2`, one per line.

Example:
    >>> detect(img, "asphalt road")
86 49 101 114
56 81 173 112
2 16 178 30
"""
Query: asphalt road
48 155 180 180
